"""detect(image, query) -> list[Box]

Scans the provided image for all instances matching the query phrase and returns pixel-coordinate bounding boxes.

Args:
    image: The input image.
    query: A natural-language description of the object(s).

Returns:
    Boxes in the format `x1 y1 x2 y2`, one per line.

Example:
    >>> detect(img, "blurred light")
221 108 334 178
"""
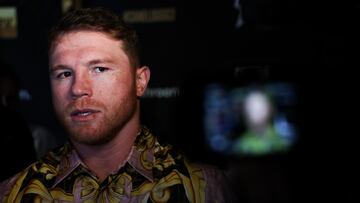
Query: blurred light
19 89 32 101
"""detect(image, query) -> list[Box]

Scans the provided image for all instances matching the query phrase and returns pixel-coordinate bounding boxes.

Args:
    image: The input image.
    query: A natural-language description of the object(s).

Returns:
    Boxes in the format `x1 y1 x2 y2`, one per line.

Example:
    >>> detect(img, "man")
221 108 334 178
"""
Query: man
0 8 230 202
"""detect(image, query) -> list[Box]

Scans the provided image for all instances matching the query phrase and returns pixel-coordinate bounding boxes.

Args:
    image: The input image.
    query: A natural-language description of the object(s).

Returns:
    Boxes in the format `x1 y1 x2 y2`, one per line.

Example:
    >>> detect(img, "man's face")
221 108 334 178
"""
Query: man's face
50 31 147 145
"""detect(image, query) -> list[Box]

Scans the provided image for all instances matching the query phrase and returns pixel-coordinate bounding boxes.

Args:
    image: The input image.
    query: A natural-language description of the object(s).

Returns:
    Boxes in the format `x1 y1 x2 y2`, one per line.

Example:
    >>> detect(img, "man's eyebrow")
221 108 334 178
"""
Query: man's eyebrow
49 65 71 72
87 59 114 66
49 59 115 72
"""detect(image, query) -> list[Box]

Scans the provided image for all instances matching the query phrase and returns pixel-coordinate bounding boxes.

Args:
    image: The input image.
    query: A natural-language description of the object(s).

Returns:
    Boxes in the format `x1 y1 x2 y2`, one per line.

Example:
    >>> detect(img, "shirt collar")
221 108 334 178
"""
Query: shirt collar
51 127 155 188
51 143 82 188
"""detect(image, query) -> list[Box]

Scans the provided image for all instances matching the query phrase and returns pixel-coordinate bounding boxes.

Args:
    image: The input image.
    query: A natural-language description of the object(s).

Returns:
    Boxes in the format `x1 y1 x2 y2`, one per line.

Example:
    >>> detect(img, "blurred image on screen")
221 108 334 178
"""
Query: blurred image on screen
204 81 297 156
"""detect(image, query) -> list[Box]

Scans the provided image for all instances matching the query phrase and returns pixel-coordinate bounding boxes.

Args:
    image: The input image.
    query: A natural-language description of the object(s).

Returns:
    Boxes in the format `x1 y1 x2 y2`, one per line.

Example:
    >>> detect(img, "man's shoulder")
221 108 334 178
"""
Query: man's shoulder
151 140 232 202
188 161 236 203
145 128 226 184
0 171 23 201
0 145 66 201
0 162 40 202
184 160 226 187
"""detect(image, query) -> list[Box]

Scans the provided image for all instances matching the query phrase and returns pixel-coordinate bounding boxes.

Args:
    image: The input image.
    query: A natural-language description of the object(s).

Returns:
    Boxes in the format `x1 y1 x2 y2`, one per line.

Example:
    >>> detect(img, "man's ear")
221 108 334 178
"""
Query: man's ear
135 66 150 97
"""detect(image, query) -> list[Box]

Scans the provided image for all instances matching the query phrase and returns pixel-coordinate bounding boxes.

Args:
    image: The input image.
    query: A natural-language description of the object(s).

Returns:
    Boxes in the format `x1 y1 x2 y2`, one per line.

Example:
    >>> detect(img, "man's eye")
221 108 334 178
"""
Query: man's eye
56 71 72 79
94 67 108 73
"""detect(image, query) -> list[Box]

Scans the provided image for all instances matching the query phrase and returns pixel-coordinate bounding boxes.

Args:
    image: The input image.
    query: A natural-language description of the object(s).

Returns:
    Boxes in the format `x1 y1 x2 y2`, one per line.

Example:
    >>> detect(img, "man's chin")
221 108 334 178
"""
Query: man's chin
69 133 114 146
67 127 116 146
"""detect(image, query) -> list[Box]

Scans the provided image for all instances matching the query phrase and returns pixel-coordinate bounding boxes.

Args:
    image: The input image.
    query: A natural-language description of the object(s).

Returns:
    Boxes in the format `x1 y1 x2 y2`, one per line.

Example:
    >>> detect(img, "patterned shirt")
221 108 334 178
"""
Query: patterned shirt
0 127 229 202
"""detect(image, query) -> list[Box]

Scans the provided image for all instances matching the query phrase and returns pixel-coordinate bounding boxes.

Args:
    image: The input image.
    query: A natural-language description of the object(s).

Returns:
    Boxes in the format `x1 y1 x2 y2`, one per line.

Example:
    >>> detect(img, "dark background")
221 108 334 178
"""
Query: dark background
0 0 357 202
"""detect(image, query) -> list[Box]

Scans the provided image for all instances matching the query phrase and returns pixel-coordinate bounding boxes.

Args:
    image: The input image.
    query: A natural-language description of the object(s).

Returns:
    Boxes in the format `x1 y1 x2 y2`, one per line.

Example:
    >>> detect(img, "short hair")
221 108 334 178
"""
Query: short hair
49 7 141 68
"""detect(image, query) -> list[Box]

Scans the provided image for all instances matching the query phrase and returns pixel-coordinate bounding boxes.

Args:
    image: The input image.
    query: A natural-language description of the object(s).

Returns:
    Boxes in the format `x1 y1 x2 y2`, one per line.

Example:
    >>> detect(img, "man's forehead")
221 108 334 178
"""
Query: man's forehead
51 31 123 53
49 31 126 63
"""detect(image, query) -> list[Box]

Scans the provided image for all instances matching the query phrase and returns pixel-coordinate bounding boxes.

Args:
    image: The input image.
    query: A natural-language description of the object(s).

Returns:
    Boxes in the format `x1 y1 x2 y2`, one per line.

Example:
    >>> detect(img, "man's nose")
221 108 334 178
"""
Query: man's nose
71 72 92 99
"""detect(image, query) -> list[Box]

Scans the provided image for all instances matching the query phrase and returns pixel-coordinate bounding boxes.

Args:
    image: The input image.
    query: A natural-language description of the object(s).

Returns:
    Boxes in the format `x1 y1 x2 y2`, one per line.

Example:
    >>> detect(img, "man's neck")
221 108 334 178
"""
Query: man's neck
71 120 140 181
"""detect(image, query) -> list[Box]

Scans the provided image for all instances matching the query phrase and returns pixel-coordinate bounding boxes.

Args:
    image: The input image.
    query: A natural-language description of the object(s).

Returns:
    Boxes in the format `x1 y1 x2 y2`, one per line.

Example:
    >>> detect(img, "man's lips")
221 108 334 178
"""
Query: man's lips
70 109 101 122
